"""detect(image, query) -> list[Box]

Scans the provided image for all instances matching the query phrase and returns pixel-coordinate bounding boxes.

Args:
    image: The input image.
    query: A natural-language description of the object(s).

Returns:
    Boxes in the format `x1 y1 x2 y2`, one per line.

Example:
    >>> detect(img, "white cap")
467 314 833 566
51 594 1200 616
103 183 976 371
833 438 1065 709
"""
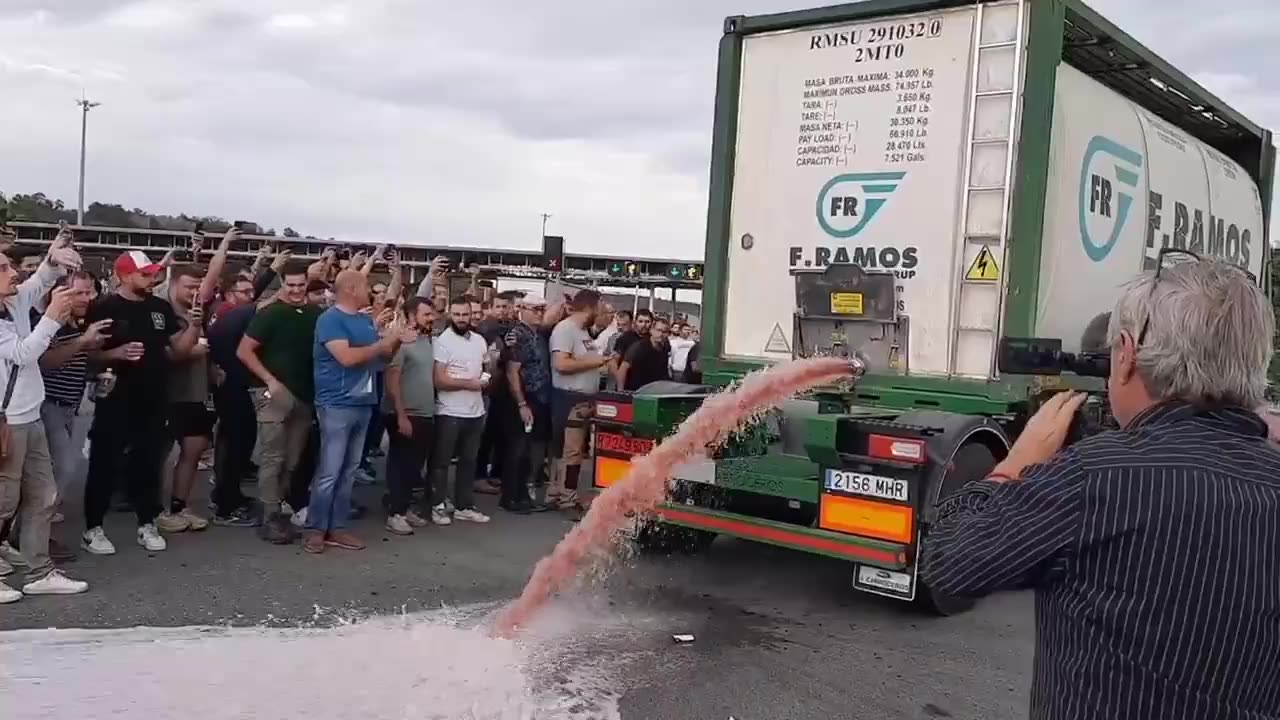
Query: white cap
521 294 546 307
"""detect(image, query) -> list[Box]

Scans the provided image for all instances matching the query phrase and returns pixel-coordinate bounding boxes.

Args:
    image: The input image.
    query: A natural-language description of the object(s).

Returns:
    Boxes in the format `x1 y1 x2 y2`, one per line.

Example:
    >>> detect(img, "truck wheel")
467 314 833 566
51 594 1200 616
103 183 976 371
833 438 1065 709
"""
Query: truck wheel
917 442 997 616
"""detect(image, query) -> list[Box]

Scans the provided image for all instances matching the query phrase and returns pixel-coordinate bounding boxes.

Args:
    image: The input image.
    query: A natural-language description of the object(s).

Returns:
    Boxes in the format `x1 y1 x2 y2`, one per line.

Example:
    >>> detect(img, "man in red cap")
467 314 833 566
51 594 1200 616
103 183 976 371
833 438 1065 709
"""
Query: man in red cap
81 250 203 556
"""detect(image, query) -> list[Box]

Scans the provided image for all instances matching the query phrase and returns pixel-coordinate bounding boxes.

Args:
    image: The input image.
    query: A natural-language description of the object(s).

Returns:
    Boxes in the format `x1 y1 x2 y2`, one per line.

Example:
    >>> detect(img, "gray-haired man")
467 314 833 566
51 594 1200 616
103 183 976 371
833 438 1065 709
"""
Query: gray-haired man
922 254 1280 720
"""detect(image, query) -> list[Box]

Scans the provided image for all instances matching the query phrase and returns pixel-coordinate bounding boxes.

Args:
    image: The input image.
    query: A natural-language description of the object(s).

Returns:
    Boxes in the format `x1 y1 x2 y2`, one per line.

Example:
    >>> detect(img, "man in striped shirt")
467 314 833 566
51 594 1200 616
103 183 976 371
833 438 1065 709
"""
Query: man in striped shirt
36 272 111 540
921 256 1280 720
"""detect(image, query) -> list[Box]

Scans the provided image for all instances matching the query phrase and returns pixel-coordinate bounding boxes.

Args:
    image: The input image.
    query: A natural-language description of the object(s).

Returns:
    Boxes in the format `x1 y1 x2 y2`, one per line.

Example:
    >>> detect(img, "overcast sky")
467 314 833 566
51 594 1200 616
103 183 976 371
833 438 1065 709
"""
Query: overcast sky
1 0 1276 260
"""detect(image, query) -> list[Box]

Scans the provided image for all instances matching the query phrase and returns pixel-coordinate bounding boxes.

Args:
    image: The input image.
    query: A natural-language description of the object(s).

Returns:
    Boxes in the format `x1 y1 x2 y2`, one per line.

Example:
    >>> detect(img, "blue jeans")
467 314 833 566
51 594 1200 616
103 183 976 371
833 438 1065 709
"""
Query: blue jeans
307 405 371 533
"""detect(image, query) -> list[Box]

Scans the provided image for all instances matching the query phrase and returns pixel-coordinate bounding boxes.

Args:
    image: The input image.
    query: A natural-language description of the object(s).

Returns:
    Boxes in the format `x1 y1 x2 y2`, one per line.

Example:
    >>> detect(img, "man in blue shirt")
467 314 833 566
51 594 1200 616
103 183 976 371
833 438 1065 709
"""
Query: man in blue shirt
305 270 413 554
500 294 553 514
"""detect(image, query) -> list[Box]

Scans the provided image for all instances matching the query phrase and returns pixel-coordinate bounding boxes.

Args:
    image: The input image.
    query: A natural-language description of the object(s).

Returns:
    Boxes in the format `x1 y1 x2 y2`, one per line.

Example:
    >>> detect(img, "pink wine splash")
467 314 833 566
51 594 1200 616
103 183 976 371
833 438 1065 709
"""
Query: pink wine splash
492 355 864 638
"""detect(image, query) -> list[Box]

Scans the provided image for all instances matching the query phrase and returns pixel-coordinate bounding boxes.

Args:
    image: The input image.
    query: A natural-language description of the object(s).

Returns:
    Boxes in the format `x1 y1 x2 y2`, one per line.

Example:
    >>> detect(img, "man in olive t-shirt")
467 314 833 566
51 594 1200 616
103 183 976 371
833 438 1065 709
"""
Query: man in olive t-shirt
236 269 322 542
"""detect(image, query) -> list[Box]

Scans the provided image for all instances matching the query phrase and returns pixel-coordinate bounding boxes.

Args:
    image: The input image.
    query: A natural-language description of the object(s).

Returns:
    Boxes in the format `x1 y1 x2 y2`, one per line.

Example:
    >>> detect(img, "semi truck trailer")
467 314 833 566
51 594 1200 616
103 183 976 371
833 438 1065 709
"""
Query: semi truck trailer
589 0 1275 614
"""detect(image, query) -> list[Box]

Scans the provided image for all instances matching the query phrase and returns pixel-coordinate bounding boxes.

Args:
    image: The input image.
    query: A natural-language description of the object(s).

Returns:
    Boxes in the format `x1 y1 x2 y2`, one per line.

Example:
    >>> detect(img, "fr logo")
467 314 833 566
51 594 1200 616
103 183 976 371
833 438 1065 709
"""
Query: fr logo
1078 136 1143 262
816 172 907 239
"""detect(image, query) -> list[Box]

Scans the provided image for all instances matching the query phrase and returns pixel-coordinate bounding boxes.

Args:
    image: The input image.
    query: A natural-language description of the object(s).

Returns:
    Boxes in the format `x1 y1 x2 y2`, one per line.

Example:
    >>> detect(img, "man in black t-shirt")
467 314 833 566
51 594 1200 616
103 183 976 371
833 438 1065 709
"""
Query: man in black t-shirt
619 318 671 392
474 290 521 490
611 309 652 361
205 300 260 525
683 341 702 385
80 251 203 556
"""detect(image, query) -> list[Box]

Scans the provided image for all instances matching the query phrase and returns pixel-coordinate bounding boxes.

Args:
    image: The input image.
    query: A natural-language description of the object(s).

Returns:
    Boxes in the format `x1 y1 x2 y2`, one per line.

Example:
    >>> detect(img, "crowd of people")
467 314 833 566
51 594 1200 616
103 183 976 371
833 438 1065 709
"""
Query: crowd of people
0 225 702 602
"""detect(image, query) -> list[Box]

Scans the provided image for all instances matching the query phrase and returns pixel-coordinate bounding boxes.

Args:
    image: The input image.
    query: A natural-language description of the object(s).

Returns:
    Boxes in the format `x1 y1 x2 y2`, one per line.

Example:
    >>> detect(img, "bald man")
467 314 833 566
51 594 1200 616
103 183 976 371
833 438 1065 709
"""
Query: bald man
304 270 412 553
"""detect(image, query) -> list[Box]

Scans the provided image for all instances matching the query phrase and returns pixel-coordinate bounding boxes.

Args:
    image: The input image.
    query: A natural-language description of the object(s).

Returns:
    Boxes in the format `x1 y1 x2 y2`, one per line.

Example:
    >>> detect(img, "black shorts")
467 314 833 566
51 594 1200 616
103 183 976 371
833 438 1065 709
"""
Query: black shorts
169 401 216 440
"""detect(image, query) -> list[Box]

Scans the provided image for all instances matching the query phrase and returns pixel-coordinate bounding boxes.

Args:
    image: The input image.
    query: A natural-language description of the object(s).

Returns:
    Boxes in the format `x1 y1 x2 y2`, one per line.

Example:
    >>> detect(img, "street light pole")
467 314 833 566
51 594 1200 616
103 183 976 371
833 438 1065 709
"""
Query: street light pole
75 93 101 226
540 212 552 238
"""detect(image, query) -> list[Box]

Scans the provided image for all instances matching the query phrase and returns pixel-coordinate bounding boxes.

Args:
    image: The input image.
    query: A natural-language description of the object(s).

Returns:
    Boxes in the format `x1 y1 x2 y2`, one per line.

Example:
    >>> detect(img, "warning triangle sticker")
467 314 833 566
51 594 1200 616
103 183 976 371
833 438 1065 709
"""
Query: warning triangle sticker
965 246 1000 282
764 323 791 354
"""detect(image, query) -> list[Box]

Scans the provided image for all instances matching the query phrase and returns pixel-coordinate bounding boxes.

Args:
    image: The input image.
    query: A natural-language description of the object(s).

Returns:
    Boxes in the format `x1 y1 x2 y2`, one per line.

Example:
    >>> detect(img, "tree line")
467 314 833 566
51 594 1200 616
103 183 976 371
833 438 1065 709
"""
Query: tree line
0 191 310 239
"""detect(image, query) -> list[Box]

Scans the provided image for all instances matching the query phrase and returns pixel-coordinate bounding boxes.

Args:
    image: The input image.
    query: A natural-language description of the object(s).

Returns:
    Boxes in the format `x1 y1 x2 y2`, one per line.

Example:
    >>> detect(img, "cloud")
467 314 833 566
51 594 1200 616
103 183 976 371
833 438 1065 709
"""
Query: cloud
0 0 1275 263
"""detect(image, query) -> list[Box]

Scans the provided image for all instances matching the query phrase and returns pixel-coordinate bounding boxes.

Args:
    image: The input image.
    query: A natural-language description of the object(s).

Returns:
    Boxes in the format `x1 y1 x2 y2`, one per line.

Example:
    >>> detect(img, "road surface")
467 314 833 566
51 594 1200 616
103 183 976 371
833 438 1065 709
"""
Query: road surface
0 473 1033 720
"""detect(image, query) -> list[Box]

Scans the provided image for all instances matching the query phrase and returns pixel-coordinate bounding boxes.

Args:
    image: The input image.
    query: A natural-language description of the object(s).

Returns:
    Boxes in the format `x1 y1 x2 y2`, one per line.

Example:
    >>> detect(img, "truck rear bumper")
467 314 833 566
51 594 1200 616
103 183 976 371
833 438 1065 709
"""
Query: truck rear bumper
652 502 909 570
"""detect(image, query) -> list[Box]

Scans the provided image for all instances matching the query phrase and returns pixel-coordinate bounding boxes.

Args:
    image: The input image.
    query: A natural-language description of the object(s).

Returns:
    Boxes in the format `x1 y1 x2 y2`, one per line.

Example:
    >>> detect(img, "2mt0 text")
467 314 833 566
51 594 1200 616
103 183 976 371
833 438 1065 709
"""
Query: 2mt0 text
852 44 905 63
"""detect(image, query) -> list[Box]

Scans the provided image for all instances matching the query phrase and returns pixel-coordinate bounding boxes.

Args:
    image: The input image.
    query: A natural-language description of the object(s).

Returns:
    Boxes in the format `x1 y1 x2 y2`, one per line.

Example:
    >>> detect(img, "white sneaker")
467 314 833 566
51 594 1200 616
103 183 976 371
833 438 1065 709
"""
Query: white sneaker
430 504 452 526
0 557 12 577
290 507 308 528
385 515 414 536
82 527 116 555
22 570 88 595
137 524 167 552
0 542 25 568
0 581 21 604
453 508 491 524
443 499 456 514
155 512 190 534
405 510 429 528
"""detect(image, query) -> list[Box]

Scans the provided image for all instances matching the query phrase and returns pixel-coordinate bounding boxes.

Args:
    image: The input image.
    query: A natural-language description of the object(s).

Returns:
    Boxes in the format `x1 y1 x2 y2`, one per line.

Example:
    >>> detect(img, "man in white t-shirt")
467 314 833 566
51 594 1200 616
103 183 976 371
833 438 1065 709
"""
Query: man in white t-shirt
427 296 493 525
668 322 696 377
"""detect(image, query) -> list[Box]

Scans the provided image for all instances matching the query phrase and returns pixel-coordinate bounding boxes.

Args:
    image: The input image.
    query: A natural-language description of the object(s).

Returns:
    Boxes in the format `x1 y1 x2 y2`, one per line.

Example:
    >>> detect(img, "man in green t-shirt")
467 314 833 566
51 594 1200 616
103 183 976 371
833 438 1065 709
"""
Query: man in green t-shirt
236 267 322 543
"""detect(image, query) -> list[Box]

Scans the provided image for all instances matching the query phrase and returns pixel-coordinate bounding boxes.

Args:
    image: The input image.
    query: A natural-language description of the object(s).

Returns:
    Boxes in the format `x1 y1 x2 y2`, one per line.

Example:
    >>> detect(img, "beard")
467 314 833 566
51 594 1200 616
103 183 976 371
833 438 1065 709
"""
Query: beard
450 321 471 336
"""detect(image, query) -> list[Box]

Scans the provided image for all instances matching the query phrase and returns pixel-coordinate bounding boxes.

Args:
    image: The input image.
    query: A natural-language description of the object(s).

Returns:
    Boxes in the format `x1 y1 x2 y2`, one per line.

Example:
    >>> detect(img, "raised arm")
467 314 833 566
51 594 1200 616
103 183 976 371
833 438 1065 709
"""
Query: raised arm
308 247 337 282
4 287 73 366
197 228 238 306
39 319 112 371
360 245 387 277
168 302 202 359
416 256 447 299
16 231 77 311
386 252 403 301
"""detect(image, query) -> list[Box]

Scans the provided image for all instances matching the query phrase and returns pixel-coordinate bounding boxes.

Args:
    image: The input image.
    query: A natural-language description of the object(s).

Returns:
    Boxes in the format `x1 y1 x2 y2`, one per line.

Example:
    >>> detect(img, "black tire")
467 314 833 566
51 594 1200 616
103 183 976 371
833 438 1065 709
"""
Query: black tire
916 442 998 616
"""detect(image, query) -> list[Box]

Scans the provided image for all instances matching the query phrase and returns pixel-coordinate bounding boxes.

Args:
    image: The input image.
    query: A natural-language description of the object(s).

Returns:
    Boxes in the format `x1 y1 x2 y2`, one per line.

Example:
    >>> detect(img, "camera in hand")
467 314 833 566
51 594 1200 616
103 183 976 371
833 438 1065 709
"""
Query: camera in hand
999 336 1117 446
997 337 1109 378
1064 392 1114 447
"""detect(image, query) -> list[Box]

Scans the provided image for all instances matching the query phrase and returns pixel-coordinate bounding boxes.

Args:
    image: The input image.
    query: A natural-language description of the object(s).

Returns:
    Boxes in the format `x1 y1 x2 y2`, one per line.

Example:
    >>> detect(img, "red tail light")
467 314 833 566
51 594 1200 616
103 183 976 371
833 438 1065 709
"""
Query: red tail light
595 400 633 424
867 434 925 465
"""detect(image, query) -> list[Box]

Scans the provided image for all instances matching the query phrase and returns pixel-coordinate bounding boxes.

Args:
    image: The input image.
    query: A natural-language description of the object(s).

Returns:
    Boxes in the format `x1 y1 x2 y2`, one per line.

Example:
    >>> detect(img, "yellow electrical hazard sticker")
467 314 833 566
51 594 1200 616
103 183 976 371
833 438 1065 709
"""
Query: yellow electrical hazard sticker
965 246 1000 282
830 292 864 315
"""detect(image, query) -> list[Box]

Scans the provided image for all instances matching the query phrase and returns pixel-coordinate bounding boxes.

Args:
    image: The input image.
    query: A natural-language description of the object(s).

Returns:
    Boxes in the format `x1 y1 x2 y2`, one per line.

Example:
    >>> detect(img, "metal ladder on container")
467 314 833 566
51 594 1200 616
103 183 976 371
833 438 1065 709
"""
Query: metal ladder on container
948 0 1026 378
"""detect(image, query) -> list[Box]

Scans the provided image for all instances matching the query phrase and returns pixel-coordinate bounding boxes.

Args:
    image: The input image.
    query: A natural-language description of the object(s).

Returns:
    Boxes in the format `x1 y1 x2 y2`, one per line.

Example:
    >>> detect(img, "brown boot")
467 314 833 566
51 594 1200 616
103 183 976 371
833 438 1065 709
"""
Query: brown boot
302 530 326 554
325 531 366 551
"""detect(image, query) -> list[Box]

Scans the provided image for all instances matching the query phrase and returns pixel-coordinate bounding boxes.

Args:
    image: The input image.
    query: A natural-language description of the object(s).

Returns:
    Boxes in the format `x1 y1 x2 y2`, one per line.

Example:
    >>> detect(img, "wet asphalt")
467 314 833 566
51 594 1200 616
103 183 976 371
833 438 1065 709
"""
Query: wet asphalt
0 457 1034 720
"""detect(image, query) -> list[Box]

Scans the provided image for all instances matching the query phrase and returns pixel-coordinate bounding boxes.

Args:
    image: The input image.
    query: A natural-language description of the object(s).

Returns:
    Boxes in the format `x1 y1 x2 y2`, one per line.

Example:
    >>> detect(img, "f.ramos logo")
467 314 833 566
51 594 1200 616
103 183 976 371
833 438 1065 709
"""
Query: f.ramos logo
1078 136 1143 262
816 172 907 239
